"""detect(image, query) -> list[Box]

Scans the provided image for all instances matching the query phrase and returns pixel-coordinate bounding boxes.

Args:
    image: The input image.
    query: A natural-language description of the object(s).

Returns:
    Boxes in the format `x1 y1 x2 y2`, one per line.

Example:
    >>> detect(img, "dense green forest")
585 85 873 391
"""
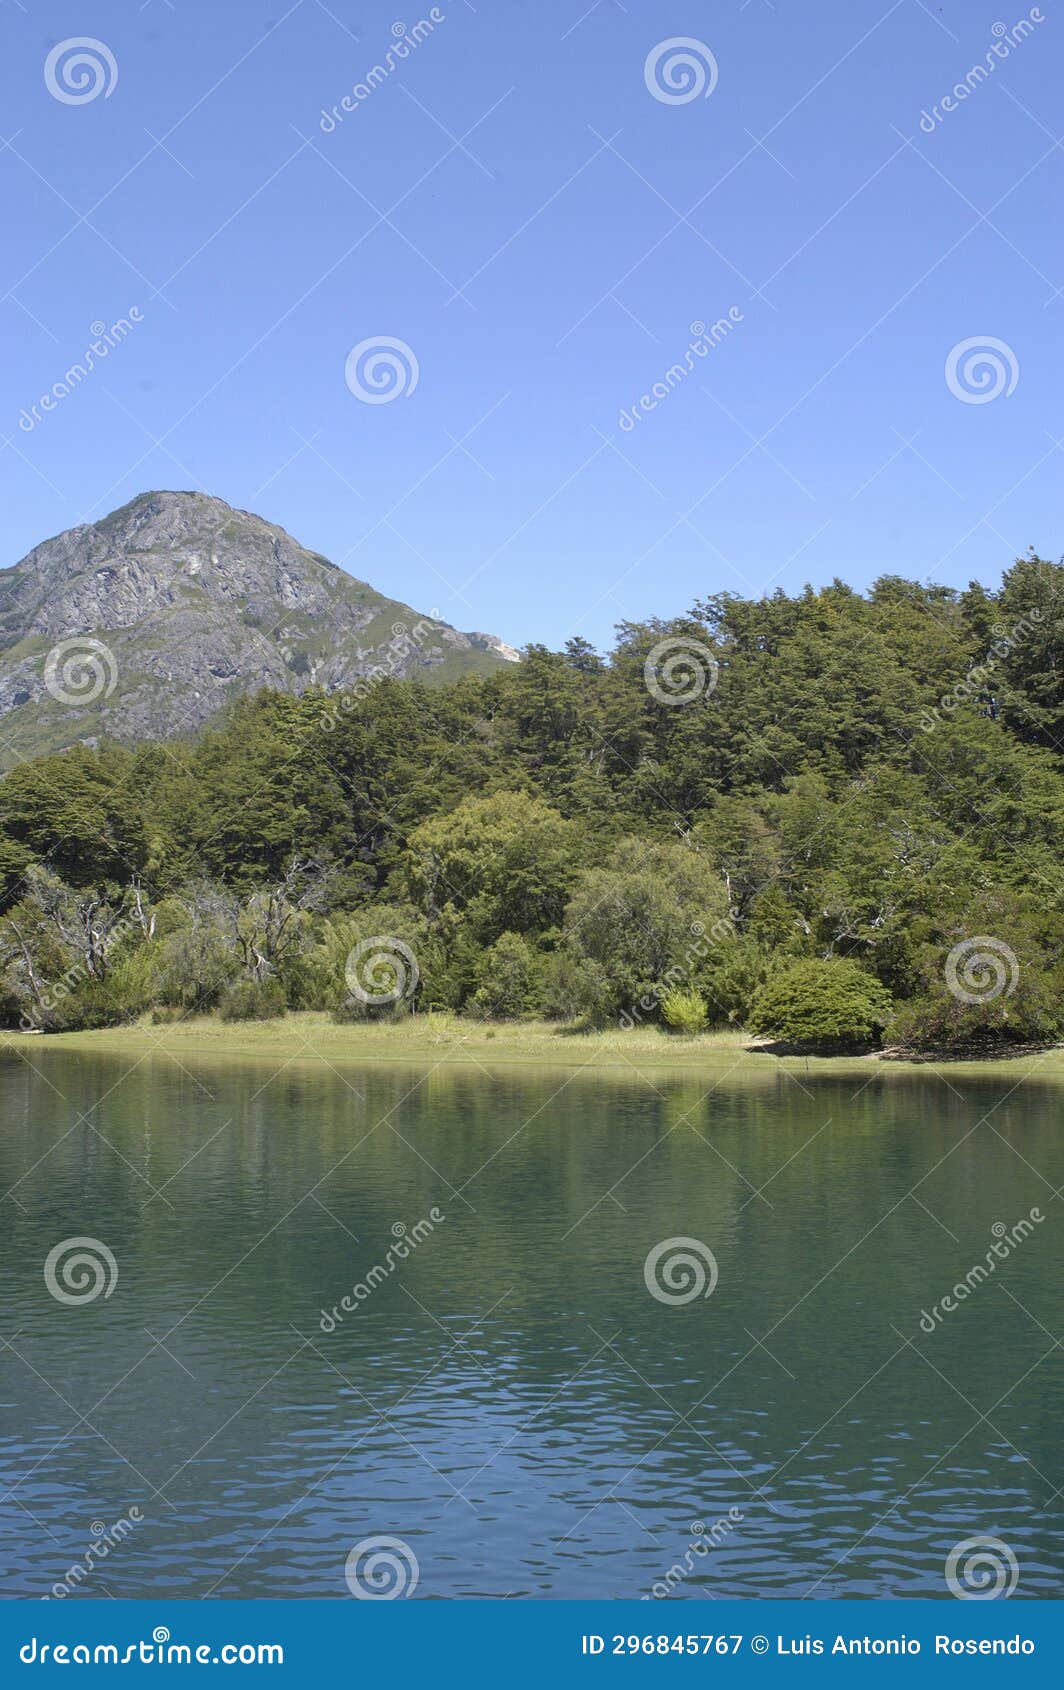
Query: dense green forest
2 553 1062 1052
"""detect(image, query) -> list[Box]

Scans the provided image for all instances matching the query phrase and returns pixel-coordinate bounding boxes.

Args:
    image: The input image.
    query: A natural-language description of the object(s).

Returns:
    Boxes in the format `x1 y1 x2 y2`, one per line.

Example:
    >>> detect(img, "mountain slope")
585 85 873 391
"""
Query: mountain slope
0 492 518 764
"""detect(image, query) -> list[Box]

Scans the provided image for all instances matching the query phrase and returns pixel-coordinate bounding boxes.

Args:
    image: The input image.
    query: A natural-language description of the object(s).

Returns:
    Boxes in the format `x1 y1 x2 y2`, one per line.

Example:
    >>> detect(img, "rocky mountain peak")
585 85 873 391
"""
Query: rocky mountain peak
0 492 517 766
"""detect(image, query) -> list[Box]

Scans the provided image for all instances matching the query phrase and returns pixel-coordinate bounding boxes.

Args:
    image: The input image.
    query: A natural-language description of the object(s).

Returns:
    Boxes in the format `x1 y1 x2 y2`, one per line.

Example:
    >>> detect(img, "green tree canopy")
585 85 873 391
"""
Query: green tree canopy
401 789 583 944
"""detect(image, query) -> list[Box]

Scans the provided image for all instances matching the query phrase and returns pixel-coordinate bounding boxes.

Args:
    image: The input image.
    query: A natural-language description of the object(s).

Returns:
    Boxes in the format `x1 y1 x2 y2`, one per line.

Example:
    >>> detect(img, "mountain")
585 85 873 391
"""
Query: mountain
0 492 518 765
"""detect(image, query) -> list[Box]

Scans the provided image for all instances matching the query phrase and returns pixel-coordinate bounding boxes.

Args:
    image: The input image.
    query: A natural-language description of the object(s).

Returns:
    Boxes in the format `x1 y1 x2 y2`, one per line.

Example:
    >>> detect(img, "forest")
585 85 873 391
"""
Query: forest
1 552 1062 1053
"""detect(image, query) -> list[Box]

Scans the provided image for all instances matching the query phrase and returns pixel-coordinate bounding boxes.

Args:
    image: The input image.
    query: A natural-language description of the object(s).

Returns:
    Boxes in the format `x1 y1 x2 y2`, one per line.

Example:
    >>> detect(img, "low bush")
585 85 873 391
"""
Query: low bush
748 957 893 1050
661 986 708 1033
470 932 542 1019
889 972 1063 1052
218 976 287 1022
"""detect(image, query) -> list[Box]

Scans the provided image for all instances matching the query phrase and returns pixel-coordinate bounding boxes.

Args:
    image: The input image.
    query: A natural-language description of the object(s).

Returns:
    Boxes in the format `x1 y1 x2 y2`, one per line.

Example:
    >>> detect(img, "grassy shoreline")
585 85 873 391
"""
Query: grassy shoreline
4 1011 1064 1082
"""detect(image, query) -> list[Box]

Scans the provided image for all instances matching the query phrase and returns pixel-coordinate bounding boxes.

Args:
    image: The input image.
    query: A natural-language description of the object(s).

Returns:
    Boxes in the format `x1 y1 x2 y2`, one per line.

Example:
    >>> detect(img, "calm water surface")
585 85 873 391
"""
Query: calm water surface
1 1048 1062 1600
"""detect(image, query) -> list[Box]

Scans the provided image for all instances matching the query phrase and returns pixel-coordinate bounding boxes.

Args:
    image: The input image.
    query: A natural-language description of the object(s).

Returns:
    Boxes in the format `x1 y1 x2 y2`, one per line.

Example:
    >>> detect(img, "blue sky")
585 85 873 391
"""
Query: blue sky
1 0 1061 650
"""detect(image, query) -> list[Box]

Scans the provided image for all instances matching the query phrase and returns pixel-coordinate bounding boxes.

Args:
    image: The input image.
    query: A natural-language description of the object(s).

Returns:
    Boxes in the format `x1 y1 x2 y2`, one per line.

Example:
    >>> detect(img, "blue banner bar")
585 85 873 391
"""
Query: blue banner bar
1 1600 1060 1684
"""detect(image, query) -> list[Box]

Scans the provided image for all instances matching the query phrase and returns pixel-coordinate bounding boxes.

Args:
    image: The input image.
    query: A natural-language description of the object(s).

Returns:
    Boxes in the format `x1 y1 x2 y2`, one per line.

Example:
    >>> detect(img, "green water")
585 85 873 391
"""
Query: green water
1 1050 1061 1599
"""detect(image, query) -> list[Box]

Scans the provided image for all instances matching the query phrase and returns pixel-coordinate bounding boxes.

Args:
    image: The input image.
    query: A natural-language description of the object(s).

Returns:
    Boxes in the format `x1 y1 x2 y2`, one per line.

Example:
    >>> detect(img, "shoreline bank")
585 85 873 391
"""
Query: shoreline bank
3 1012 1064 1083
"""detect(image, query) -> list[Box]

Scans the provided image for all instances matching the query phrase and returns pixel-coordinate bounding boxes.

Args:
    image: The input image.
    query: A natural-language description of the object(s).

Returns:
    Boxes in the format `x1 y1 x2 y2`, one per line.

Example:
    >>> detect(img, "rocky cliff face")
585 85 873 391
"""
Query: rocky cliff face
0 491 518 763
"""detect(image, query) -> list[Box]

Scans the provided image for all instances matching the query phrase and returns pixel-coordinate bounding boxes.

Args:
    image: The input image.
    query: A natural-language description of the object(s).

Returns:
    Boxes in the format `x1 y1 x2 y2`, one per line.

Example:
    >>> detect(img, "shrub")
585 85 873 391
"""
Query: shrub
218 976 287 1022
748 957 892 1049
699 939 770 1026
21 960 155 1032
562 838 731 1020
470 932 542 1019
306 904 435 1015
540 952 613 1023
44 979 130 1032
661 986 708 1033
331 998 409 1025
888 968 1063 1052
156 921 238 1010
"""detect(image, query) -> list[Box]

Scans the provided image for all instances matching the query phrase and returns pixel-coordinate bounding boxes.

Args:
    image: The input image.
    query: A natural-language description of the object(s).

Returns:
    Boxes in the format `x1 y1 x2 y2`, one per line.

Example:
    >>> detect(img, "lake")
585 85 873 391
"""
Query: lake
1 1049 1062 1600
